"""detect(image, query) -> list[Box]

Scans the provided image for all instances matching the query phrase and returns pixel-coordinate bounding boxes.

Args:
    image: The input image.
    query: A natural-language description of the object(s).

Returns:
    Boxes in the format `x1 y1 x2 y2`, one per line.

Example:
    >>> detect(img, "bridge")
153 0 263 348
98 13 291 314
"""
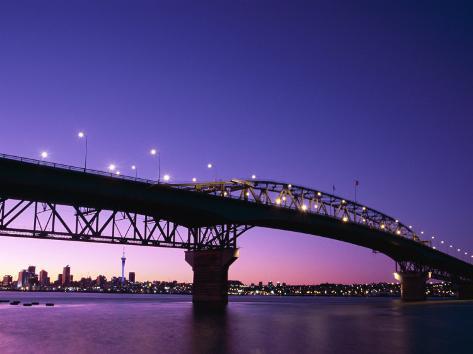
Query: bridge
1 153 472 305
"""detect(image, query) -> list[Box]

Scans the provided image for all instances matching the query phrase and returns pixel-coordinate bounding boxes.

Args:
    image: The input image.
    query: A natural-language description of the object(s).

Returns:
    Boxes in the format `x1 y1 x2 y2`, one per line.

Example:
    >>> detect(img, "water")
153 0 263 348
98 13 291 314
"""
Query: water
0 292 472 354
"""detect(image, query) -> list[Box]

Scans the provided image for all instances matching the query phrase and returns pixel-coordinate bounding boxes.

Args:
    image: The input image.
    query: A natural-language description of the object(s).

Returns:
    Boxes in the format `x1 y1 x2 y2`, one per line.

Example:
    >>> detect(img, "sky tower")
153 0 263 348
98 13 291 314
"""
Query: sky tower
121 248 126 285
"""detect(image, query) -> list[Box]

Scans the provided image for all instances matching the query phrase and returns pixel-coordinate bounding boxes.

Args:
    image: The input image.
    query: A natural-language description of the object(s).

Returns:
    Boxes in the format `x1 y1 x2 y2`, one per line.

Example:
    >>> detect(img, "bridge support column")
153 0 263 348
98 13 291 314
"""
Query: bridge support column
396 272 427 302
457 282 473 300
185 248 239 307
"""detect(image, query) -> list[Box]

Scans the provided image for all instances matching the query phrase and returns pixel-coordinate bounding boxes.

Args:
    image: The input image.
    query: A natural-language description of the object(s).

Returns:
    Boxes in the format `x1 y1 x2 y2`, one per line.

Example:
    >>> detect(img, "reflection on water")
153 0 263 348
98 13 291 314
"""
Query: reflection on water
0 292 472 354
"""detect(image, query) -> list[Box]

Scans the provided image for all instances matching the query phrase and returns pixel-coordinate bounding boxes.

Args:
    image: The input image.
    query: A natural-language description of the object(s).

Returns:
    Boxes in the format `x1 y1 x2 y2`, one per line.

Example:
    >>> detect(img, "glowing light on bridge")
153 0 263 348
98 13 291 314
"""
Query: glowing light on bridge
115 171 120 175
251 174 256 179
192 177 197 182
108 164 116 171
40 151 48 159
163 174 170 182
78 131 85 138
301 204 307 211
150 149 157 156
275 198 281 205
317 192 322 196
131 165 136 170
342 216 348 222
441 240 444 244
207 163 212 169
396 229 401 235
380 224 385 229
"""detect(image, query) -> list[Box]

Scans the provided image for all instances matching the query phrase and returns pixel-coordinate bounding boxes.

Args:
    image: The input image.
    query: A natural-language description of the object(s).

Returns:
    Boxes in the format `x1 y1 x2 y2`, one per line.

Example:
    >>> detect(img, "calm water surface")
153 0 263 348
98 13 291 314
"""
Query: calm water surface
0 292 471 354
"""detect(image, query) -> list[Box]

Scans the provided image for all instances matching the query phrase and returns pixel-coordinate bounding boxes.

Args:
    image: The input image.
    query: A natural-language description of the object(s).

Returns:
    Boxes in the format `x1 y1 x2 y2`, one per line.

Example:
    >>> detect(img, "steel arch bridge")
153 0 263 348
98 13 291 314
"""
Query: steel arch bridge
0 153 472 297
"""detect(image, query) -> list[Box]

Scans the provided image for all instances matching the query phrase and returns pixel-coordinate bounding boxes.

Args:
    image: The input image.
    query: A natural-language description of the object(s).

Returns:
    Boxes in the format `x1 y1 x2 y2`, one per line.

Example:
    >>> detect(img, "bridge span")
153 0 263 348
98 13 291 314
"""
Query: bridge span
0 154 472 305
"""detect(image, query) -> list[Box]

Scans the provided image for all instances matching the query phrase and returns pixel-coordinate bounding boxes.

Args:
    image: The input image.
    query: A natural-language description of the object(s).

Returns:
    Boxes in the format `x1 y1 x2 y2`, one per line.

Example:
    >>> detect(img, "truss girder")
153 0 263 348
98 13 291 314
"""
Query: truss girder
0 198 252 250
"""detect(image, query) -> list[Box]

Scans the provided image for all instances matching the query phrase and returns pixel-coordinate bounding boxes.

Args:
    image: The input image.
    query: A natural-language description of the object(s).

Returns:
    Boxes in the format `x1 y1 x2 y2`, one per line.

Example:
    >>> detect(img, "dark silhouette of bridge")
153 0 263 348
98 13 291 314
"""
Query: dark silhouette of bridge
1 153 472 305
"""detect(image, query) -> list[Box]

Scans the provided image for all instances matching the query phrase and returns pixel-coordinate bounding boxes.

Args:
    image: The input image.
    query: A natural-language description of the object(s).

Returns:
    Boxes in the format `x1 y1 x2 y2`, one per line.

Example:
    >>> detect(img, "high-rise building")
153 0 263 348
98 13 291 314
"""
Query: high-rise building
57 274 63 285
2 275 12 287
129 272 135 283
62 265 71 286
17 270 28 288
39 270 49 286
27 266 36 275
96 275 107 288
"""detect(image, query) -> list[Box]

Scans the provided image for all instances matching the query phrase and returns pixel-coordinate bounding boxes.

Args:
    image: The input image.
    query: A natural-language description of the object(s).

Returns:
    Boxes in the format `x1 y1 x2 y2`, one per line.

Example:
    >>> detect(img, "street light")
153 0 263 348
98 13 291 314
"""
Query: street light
40 151 48 159
78 131 88 170
192 177 197 182
251 174 256 180
108 164 116 172
131 165 137 178
163 174 170 182
150 148 160 183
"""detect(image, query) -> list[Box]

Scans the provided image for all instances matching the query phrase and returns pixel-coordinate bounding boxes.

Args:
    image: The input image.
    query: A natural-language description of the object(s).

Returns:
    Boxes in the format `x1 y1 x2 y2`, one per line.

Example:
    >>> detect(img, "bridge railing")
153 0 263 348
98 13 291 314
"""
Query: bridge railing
0 153 157 184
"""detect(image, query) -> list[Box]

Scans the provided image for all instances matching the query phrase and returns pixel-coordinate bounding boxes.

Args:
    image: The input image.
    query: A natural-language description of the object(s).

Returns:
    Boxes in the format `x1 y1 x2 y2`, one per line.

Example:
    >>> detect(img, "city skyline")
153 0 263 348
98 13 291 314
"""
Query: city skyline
1 1 472 285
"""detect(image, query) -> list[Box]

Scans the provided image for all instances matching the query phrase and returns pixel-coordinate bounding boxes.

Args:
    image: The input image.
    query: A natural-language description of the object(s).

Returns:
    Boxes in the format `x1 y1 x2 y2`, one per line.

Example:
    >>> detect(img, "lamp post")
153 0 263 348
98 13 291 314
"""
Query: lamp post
78 131 88 171
40 151 48 160
150 148 160 183
131 165 137 178
208 163 216 181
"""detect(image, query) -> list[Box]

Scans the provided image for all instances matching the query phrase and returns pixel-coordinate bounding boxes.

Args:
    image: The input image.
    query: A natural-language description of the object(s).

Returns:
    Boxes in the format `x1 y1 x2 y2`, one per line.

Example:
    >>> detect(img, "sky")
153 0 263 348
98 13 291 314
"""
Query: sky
0 0 472 284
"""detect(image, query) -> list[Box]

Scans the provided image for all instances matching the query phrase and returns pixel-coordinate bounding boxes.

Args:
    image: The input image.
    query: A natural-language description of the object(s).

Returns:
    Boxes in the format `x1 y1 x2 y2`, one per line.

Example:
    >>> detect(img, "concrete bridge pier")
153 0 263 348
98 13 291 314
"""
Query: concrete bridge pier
396 272 427 301
457 282 473 300
185 248 239 307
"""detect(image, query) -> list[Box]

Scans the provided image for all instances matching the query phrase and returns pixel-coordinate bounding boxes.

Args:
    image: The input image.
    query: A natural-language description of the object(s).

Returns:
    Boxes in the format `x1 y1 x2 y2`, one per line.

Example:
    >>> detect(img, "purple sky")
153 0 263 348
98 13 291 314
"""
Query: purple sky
0 1 472 284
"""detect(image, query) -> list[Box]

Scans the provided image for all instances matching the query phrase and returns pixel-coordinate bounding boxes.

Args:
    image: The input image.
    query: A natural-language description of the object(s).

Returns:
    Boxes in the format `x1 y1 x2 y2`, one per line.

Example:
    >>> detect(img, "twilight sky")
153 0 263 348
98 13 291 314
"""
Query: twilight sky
0 0 472 284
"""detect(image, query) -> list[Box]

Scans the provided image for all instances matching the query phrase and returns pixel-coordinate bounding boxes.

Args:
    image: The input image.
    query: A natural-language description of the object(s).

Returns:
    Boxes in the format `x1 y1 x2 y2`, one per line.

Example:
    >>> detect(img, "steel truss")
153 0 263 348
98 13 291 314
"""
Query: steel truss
174 179 421 242
396 261 472 282
0 198 252 250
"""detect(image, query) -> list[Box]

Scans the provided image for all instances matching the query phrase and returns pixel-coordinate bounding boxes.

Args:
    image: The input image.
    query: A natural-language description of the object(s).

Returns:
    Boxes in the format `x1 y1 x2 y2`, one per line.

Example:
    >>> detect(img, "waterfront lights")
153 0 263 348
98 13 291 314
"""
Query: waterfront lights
275 198 281 205
163 174 170 182
251 174 256 179
342 216 349 222
192 177 197 182
40 151 48 159
396 229 401 235
301 204 307 211
288 184 292 189
108 164 116 171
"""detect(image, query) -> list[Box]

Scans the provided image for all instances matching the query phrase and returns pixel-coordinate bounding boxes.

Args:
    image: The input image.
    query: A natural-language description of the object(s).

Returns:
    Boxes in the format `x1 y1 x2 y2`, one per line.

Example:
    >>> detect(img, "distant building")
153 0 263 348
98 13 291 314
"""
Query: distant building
62 265 71 286
2 275 13 287
27 266 36 274
39 270 49 286
17 270 28 288
96 275 107 288
121 249 126 285
57 274 63 285
129 272 136 283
